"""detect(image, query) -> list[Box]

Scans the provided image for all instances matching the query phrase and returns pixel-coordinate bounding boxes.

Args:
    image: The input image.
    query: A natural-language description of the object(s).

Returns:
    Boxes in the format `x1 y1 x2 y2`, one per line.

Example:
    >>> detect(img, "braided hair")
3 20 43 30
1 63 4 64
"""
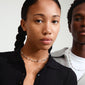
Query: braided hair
14 26 26 51
14 0 61 53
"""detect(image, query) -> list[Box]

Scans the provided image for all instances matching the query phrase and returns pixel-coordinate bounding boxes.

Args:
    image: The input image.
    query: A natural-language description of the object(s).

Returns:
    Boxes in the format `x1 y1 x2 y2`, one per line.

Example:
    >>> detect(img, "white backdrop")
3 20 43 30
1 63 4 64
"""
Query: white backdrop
0 0 74 52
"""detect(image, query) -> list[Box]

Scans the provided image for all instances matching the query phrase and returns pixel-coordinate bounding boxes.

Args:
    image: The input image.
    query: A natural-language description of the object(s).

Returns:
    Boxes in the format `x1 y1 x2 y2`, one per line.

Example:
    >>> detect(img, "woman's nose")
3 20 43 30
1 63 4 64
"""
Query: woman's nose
42 22 52 35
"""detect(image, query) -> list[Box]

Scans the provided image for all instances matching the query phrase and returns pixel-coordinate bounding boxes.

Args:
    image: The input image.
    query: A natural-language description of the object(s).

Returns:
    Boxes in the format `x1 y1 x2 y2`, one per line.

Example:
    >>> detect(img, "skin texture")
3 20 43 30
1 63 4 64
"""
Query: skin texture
20 0 61 85
70 3 85 58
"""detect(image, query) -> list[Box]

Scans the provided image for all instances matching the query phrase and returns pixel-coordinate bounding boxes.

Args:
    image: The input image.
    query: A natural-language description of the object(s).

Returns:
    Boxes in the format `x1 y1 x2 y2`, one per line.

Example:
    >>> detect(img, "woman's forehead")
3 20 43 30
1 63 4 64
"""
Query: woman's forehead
28 0 60 14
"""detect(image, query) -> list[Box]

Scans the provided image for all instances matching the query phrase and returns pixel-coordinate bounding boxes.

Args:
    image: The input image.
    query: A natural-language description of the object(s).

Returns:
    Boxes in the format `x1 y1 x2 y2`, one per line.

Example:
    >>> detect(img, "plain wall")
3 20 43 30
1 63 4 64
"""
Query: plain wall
0 0 74 52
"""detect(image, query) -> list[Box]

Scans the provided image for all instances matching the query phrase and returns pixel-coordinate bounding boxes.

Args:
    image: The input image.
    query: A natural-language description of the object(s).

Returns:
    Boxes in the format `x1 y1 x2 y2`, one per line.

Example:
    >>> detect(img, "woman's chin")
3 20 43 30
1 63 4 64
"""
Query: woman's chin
40 45 52 51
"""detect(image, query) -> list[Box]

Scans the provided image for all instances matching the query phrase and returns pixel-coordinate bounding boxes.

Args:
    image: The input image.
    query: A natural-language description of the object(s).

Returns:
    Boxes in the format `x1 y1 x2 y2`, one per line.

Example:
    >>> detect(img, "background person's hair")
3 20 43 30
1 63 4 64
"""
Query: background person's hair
67 0 85 27
14 0 61 52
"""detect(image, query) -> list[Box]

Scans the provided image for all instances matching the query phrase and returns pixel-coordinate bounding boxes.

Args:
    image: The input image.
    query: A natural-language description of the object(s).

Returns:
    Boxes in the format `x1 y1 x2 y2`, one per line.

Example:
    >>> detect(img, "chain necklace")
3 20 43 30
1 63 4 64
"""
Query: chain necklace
21 51 49 63
67 50 85 71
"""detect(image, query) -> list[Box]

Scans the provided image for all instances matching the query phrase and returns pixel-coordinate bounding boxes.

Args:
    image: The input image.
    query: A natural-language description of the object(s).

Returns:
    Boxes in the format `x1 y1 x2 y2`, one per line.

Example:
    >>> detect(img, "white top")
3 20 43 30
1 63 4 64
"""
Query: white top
64 48 85 81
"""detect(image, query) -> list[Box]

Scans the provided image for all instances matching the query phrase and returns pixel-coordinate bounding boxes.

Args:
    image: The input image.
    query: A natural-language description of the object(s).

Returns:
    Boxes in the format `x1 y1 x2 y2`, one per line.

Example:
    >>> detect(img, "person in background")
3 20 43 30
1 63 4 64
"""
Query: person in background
51 0 85 85
0 0 77 85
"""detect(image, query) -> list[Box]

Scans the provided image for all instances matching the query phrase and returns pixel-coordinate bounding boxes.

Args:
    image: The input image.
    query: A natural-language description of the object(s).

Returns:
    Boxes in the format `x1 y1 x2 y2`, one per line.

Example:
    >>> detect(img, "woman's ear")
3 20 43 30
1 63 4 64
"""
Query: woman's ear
21 19 27 31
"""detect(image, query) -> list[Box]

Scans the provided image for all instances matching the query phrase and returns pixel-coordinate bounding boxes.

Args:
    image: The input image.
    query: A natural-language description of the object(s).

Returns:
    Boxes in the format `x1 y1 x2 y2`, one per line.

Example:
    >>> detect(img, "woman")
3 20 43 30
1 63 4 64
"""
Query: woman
0 0 77 85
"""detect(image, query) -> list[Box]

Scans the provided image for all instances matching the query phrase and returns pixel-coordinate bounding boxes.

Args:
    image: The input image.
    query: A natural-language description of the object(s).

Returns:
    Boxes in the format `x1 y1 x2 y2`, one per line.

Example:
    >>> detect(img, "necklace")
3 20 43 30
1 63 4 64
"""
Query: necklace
67 50 85 71
21 51 49 63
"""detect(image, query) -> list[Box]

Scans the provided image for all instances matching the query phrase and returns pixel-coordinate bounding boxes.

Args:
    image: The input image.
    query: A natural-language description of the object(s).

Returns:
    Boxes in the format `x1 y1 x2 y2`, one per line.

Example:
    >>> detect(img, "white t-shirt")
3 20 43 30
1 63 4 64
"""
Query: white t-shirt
64 48 85 81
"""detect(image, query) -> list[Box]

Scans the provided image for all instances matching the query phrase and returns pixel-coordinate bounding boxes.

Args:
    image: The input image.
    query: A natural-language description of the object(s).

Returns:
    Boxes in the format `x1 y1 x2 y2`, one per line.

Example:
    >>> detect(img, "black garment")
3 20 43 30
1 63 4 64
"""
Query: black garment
0 51 77 85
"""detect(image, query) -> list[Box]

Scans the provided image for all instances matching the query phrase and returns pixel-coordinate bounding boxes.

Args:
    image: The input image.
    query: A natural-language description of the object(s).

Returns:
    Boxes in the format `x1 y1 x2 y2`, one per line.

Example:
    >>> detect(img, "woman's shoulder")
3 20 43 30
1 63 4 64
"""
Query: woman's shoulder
0 51 15 57
0 51 14 55
0 51 17 62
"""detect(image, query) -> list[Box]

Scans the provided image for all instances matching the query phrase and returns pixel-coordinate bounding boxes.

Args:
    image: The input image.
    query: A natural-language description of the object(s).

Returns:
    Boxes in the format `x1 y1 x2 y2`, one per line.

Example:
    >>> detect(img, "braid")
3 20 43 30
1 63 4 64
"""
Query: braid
14 25 26 51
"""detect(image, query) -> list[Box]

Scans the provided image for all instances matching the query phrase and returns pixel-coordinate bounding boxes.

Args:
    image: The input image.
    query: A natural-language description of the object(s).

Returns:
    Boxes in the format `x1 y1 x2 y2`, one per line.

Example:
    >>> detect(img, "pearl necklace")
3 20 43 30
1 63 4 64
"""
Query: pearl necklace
21 52 49 63
67 50 85 71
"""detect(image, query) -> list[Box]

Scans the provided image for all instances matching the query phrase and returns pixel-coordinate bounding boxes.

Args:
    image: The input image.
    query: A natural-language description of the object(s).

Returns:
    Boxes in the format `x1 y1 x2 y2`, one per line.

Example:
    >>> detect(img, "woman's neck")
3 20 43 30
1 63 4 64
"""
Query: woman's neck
21 43 49 60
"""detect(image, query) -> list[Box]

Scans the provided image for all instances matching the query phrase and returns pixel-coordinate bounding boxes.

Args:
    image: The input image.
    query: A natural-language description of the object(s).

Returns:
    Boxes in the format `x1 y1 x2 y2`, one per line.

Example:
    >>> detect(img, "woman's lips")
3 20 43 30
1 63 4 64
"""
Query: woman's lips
40 38 52 45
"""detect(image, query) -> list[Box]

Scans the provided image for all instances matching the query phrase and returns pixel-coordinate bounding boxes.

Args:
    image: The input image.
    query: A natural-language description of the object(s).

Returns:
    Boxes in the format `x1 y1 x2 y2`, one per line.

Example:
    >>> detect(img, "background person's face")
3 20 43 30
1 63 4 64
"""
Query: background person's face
70 3 85 44
22 0 61 50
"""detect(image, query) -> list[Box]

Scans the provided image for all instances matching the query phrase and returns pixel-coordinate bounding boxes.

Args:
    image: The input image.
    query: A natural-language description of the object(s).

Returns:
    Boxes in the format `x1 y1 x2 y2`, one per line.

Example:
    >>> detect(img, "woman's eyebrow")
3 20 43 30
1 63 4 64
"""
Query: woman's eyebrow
52 15 60 17
33 14 44 17
33 14 60 17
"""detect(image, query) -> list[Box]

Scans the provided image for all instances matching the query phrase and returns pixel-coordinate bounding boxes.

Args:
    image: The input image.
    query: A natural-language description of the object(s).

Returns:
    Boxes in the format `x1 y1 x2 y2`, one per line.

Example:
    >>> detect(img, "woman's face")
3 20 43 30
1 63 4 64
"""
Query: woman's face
21 0 61 50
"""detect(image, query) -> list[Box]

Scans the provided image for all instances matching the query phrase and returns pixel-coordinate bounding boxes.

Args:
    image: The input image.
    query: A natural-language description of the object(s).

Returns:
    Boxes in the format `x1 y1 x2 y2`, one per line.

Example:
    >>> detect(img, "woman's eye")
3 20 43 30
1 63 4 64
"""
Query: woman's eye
52 20 58 24
35 20 42 23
